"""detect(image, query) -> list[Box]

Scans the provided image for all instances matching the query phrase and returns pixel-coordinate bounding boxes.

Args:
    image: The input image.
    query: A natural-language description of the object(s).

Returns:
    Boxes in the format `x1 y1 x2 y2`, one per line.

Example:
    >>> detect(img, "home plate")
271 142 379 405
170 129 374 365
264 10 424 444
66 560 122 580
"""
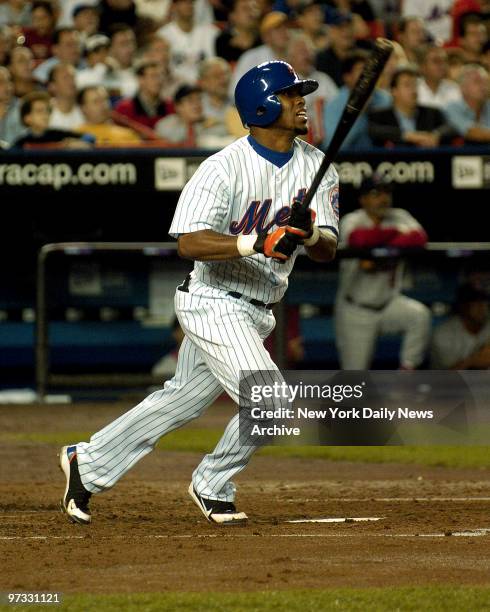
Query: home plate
286 517 384 523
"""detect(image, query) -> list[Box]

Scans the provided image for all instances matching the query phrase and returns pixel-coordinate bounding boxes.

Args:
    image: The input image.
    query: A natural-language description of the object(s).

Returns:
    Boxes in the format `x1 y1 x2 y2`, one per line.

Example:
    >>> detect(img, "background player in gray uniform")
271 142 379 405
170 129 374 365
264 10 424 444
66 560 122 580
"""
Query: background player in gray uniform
431 284 490 369
60 61 339 526
335 173 431 370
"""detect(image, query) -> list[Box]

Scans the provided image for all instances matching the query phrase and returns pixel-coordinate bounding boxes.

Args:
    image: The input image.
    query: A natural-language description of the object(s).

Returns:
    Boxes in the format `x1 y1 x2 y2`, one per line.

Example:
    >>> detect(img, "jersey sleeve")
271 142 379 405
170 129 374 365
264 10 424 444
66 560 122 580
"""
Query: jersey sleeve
169 160 230 238
390 208 425 232
430 322 457 369
310 164 340 239
338 212 359 248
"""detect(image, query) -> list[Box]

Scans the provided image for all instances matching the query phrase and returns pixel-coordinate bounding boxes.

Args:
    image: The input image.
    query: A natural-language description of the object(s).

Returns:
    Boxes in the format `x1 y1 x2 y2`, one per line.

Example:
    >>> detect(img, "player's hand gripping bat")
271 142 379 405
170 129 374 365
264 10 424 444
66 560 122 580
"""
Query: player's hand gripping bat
283 38 394 251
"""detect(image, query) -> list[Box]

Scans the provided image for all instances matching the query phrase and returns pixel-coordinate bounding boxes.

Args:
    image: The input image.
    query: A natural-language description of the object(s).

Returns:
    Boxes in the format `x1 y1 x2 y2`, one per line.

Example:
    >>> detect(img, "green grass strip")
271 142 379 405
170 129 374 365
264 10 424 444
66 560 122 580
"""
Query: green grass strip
2 429 489 468
3 587 490 612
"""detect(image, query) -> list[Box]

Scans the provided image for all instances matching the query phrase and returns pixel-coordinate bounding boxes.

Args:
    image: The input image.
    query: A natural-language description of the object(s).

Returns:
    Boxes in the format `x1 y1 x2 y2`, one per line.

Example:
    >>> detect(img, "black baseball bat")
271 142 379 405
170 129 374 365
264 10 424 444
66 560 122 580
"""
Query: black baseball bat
299 38 394 211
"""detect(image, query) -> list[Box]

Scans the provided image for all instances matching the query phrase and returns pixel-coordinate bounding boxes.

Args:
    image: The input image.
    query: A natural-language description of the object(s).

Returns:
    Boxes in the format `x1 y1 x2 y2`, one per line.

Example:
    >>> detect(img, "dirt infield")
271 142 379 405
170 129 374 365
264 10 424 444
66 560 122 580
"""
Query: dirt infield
1 402 490 594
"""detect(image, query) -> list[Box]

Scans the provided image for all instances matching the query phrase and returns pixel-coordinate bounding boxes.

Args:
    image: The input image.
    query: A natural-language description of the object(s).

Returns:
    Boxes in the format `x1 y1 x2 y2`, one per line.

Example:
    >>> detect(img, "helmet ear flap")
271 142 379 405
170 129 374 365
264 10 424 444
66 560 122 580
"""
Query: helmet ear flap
253 94 281 125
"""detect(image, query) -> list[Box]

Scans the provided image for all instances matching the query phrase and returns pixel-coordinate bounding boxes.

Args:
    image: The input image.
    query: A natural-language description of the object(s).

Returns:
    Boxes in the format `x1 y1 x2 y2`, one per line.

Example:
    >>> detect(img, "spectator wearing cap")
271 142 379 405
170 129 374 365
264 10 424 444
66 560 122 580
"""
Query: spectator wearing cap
0 66 24 147
155 84 204 145
77 26 138 99
368 66 457 147
72 4 100 42
397 16 428 65
12 90 93 148
77 84 141 144
316 10 362 88
33 27 83 84
323 50 390 151
75 33 111 89
230 11 290 93
415 44 462 110
444 64 490 144
47 63 85 130
21 1 56 61
215 0 261 63
0 0 31 28
335 173 430 370
58 0 97 26
296 1 329 52
114 59 172 132
431 284 490 369
6 46 44 99
156 0 219 85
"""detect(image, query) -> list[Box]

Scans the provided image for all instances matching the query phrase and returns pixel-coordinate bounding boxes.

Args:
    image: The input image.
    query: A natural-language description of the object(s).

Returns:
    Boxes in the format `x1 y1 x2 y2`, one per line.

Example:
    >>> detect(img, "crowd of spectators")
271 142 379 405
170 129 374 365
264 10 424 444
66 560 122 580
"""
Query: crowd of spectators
0 0 489 149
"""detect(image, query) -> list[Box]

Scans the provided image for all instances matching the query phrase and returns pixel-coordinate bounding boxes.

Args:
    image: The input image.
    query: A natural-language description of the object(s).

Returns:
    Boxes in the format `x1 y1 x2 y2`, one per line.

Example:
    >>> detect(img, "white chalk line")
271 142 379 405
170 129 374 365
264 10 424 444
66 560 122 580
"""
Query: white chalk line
284 497 490 503
287 517 384 523
1 529 490 541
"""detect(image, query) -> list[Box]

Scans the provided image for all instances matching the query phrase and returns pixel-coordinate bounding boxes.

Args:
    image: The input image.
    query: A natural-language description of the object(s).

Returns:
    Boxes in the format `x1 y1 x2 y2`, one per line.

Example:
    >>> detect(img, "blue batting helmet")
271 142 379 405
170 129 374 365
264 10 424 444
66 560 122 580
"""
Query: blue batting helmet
234 60 318 128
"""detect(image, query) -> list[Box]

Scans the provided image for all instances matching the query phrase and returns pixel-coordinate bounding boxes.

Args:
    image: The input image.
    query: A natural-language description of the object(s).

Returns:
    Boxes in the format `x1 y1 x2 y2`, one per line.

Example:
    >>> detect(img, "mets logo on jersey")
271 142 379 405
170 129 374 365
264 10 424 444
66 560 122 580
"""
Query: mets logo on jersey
229 190 307 235
330 186 339 221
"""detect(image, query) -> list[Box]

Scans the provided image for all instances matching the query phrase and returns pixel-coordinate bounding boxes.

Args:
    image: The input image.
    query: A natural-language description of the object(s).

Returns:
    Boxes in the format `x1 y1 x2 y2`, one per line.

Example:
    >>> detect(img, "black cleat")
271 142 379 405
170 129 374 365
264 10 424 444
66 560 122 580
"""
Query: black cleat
59 445 92 524
188 483 248 525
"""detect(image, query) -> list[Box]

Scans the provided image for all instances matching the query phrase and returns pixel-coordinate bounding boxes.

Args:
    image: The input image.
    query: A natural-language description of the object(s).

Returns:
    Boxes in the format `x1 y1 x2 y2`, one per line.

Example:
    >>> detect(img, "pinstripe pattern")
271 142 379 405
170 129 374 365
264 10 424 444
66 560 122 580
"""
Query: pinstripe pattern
169 136 339 304
77 281 278 501
75 135 339 503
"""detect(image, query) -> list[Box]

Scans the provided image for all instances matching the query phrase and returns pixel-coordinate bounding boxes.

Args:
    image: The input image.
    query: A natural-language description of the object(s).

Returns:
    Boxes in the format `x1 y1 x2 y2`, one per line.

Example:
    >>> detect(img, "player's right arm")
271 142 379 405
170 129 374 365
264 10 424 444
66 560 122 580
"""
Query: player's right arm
178 228 299 262
170 159 299 262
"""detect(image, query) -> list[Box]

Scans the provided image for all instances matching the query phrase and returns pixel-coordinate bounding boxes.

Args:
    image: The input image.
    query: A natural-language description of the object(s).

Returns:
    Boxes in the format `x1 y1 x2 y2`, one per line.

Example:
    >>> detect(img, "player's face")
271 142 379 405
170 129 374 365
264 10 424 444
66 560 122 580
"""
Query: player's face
360 189 392 219
464 300 489 326
275 86 308 135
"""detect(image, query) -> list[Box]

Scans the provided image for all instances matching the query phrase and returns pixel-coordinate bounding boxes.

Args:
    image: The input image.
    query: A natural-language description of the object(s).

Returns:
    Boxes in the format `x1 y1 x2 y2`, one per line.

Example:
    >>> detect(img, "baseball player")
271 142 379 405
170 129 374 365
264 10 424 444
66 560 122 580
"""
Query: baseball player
60 61 339 526
334 173 431 370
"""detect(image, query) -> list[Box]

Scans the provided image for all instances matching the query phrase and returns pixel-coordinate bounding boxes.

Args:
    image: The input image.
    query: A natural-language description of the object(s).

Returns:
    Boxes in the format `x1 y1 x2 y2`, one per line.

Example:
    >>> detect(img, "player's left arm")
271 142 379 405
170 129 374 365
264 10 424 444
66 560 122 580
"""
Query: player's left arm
304 230 337 263
386 210 428 248
286 166 339 263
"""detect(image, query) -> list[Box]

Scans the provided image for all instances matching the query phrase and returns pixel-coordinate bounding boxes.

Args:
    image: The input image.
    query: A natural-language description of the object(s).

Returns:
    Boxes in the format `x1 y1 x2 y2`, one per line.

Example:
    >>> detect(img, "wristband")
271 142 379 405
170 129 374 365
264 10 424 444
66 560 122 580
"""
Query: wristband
236 234 257 256
303 225 320 247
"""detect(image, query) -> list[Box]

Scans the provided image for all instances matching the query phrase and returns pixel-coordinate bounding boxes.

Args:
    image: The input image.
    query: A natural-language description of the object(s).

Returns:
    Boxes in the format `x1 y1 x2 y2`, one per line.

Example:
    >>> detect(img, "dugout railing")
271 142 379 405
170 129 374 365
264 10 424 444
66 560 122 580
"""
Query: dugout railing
36 241 490 400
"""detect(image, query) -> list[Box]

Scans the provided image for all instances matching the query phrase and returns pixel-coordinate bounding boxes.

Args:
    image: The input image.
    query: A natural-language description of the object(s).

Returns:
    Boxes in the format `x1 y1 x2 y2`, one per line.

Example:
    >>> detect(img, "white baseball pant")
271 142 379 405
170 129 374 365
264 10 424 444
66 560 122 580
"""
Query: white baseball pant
334 294 431 369
76 279 278 502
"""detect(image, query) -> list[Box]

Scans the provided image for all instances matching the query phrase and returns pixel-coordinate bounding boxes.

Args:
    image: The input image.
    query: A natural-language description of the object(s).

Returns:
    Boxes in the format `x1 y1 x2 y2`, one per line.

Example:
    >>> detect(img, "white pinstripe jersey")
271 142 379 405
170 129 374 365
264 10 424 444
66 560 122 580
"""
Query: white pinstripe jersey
169 135 339 303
